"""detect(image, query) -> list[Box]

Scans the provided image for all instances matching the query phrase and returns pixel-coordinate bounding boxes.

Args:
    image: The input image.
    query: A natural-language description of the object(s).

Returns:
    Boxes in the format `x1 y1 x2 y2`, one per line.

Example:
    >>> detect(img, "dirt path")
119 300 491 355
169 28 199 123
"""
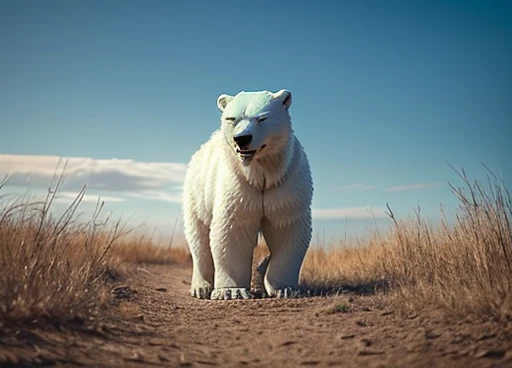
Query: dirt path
2 263 512 367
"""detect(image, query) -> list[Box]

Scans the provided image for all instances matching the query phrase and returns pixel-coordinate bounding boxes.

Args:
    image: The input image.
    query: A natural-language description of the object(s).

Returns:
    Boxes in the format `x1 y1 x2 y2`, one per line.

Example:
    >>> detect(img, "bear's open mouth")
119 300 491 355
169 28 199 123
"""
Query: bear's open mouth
236 149 257 165
236 145 267 164
236 149 258 156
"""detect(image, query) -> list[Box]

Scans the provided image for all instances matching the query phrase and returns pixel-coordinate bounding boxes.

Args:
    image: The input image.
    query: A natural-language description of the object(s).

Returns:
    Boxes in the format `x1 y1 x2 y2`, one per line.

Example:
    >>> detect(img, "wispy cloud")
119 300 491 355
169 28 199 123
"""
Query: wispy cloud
0 154 187 204
55 191 127 204
385 183 441 192
125 190 183 203
312 206 387 220
342 183 378 191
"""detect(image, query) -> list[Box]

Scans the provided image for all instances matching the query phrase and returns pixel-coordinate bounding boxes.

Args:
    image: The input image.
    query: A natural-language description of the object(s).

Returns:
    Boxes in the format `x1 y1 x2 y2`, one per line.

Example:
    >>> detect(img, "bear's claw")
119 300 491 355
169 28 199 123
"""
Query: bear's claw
191 286 212 299
210 288 253 300
271 287 301 298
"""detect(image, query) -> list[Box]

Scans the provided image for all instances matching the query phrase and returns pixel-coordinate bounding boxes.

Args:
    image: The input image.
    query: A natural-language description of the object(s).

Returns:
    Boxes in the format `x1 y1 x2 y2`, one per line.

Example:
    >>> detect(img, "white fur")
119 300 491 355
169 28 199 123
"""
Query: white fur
182 89 313 299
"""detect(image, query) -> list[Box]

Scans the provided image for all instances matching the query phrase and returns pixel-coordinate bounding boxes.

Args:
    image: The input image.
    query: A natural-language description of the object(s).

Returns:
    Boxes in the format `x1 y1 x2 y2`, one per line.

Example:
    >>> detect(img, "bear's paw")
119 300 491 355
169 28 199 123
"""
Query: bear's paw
190 284 212 299
210 288 253 300
270 287 302 299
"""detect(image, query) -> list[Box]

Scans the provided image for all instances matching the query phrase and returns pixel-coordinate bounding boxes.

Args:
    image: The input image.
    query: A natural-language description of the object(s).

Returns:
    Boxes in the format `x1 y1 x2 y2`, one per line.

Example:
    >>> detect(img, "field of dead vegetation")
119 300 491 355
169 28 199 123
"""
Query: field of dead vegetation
1 166 511 367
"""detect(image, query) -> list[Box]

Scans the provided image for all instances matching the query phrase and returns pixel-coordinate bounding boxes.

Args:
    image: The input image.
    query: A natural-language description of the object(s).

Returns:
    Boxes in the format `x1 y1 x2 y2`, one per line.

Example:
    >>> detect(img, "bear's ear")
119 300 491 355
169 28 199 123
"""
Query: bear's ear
273 89 292 110
217 94 234 112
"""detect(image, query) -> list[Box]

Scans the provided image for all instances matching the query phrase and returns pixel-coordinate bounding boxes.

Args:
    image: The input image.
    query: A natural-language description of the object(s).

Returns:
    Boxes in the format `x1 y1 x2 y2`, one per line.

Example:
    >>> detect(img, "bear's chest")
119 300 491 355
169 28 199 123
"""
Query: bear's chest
262 185 308 227
225 181 305 227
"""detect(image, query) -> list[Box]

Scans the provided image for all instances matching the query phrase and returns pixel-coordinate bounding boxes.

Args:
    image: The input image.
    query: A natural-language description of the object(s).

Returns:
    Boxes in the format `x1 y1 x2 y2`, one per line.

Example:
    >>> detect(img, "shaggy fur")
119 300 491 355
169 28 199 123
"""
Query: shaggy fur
182 89 313 299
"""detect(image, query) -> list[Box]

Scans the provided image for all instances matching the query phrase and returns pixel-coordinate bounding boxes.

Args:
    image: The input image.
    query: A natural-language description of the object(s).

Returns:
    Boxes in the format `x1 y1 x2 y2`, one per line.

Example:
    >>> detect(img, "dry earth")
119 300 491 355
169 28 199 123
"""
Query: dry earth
1 263 512 368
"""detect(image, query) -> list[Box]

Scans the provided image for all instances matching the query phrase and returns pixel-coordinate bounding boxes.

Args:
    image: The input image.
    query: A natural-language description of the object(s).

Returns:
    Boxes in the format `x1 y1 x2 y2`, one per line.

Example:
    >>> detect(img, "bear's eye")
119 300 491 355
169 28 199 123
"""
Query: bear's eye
256 116 267 123
225 117 237 124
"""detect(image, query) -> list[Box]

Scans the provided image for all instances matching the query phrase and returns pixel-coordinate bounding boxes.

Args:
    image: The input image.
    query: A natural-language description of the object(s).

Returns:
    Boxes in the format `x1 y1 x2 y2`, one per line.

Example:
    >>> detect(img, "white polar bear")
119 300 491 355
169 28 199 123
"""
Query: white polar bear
182 89 313 300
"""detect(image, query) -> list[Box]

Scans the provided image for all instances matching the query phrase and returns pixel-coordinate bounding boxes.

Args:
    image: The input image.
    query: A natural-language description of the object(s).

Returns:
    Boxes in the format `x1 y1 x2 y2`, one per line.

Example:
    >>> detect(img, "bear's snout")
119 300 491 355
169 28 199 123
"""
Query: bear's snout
234 134 253 151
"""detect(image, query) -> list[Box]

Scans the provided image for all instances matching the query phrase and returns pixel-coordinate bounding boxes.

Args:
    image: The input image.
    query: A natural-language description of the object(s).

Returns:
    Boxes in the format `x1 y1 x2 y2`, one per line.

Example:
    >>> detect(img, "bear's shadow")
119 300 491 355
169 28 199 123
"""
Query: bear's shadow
249 279 391 299
297 278 391 297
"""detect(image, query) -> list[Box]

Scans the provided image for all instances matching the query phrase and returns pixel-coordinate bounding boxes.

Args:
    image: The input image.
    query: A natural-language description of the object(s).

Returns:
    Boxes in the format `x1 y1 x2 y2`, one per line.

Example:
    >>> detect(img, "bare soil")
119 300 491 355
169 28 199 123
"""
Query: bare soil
1 263 511 368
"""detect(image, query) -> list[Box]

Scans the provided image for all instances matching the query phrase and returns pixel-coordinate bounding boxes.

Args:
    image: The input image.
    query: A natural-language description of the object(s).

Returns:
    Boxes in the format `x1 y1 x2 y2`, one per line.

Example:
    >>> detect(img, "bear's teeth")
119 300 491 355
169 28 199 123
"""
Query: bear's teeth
241 155 253 163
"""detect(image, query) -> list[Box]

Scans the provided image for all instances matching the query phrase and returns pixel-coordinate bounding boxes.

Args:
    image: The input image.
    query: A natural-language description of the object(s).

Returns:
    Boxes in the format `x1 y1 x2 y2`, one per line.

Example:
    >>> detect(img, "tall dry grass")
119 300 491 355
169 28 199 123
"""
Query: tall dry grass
0 170 188 326
0 175 129 325
300 166 512 319
2 163 510 323
112 235 190 265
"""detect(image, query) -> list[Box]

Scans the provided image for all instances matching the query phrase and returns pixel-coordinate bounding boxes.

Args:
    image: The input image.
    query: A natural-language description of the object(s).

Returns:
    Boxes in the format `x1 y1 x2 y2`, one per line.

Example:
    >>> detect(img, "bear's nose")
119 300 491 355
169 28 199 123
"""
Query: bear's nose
234 134 252 150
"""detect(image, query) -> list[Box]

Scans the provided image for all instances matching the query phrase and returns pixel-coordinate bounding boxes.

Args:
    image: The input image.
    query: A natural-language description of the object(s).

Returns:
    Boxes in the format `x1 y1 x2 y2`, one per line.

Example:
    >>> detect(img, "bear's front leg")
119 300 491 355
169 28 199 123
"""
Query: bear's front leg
185 215 215 299
261 215 312 298
209 216 260 300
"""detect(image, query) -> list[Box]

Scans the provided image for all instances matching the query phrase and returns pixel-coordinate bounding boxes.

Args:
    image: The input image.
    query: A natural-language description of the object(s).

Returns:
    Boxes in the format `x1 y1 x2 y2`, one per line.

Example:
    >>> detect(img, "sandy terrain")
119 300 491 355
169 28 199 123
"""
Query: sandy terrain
1 263 511 368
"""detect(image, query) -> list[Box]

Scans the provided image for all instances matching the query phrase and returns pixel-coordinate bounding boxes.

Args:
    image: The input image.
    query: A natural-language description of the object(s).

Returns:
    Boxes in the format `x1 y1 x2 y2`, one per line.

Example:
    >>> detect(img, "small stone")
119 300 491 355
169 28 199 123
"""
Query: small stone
300 360 321 365
474 349 506 359
361 338 373 347
424 330 441 339
341 334 356 339
111 285 135 299
358 349 385 356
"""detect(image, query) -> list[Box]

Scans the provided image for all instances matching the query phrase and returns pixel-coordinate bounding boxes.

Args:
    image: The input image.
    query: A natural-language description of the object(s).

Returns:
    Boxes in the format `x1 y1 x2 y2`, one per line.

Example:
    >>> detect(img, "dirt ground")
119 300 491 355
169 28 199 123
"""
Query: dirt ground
1 263 512 368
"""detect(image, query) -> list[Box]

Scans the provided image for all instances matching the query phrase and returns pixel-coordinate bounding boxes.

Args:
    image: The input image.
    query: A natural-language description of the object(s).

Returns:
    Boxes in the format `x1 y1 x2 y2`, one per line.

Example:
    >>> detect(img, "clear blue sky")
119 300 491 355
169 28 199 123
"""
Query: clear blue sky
1 0 510 244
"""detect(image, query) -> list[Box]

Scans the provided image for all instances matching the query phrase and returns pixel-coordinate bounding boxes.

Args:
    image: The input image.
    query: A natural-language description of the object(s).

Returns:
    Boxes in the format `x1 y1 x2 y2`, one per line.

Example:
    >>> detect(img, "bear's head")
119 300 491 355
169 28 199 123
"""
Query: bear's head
217 89 293 166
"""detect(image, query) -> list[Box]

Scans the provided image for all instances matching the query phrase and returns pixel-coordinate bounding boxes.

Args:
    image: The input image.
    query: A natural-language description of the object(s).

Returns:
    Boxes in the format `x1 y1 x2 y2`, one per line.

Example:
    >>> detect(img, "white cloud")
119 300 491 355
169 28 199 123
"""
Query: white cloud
55 191 127 204
312 206 387 220
385 183 441 192
0 153 187 203
125 190 183 203
338 183 378 191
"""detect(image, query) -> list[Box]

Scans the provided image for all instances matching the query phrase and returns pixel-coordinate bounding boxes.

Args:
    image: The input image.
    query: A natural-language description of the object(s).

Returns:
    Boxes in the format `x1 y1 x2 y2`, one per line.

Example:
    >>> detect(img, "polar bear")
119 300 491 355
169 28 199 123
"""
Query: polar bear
182 89 313 300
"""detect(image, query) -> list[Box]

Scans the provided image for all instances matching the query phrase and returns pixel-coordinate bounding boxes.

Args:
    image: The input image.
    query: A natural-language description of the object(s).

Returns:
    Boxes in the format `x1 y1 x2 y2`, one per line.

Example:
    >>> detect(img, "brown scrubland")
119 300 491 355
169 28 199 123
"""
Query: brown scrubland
1 166 511 367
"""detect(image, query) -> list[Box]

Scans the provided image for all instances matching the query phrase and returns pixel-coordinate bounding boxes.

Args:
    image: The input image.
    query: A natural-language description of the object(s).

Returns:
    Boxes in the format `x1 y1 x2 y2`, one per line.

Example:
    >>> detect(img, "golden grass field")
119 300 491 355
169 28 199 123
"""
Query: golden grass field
1 165 511 328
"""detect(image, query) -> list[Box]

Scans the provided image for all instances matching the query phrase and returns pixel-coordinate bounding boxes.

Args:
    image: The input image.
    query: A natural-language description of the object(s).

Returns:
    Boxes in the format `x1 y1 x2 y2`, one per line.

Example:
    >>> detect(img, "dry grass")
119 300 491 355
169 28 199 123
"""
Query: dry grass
1 164 510 325
0 182 124 325
300 165 512 319
112 236 190 265
0 172 188 327
300 238 387 291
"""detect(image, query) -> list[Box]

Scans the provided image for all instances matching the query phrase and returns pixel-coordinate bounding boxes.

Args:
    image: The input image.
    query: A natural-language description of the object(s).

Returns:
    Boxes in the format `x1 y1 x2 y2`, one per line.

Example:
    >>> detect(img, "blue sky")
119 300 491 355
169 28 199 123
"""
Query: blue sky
1 0 511 245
